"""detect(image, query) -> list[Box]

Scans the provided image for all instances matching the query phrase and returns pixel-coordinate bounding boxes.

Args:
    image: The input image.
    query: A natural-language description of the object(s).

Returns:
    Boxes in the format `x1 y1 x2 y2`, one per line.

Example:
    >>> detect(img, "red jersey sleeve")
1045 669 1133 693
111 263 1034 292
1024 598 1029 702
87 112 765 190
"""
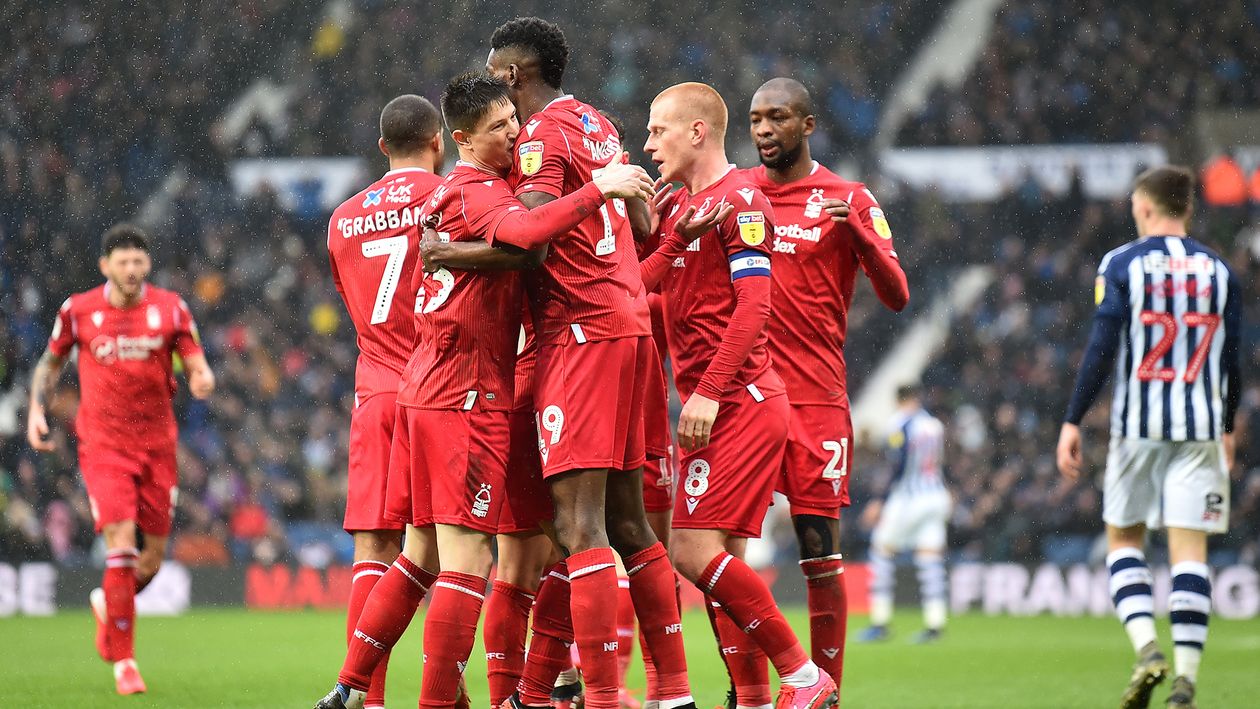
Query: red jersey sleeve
513 120 569 199
172 297 204 358
847 185 909 311
460 181 524 241
48 297 76 357
693 190 775 401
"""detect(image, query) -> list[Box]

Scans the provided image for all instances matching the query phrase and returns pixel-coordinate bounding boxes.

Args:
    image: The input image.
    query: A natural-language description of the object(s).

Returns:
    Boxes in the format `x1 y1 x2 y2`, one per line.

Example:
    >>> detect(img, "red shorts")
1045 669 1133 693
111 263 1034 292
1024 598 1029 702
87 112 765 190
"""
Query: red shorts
777 404 853 517
345 393 406 532
79 439 178 536
384 406 510 534
642 453 676 513
534 336 649 477
498 408 554 534
672 388 789 538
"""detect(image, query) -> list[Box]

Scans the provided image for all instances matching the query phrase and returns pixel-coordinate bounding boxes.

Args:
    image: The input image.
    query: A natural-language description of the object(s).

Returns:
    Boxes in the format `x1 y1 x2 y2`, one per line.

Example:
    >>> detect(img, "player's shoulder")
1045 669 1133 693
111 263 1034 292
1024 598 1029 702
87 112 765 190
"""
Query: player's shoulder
67 284 109 310
1098 238 1154 276
332 172 388 217
719 168 771 208
145 284 188 307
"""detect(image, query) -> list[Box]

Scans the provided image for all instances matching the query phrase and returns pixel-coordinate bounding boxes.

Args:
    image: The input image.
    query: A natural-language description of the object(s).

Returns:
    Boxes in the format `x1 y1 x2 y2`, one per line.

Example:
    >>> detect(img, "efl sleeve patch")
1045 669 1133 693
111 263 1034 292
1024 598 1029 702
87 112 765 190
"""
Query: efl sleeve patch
728 249 771 280
737 211 766 246
869 207 892 239
518 141 545 175
1095 276 1106 306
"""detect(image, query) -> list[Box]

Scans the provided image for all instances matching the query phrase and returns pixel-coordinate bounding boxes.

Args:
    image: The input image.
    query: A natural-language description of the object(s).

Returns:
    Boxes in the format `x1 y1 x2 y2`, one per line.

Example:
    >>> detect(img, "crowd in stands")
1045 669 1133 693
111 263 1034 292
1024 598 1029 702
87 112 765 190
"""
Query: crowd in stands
2 0 1259 571
898 0 1260 146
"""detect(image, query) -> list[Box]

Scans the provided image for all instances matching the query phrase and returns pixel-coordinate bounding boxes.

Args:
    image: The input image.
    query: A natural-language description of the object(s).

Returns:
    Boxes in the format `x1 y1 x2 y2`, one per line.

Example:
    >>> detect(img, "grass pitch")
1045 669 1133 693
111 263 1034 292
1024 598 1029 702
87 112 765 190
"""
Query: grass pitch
3 608 1258 708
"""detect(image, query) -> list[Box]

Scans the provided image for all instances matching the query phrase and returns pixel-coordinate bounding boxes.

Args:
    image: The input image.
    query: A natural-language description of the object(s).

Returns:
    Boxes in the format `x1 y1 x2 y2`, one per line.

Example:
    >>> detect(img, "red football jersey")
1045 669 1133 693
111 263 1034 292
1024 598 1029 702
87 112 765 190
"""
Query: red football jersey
396 163 524 411
657 167 784 402
745 162 904 406
47 284 203 446
328 167 444 402
509 95 650 344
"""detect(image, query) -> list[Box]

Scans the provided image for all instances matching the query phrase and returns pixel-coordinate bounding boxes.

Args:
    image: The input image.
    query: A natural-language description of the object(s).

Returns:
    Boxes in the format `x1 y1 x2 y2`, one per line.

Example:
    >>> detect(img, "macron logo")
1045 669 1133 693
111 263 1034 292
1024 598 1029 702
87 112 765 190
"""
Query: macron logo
737 188 756 205
822 648 839 659
686 497 699 514
526 119 542 137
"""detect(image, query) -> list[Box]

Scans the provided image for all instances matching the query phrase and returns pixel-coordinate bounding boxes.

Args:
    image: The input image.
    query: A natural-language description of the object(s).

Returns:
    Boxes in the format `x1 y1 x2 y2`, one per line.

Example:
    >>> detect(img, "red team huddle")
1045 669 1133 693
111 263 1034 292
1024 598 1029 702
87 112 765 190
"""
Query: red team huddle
26 14 908 709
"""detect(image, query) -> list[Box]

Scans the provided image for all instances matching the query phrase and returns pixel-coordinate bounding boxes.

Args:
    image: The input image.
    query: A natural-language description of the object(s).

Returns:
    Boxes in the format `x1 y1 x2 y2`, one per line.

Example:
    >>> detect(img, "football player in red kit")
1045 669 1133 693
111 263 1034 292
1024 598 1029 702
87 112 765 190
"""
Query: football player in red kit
485 18 694 709
325 94 446 709
639 82 838 709
28 224 215 695
744 78 908 702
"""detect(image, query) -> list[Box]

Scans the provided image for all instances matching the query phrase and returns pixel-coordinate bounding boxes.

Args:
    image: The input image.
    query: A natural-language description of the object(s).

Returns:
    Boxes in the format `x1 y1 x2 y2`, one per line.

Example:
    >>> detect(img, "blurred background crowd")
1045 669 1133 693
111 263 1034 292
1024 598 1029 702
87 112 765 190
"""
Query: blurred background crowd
3 0 1259 570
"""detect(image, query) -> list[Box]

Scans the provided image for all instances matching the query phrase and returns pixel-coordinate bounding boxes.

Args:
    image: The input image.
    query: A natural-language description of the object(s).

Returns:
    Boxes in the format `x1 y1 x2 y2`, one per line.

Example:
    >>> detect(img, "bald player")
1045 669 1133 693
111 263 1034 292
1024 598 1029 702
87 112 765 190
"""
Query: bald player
744 78 909 693
640 82 838 709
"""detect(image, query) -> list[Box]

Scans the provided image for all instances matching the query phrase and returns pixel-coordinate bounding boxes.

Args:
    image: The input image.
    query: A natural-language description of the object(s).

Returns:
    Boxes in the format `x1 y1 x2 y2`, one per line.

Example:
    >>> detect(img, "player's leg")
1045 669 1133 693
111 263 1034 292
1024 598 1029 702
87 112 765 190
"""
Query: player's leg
704 535 769 709
549 468 622 709
606 467 694 709
514 552 578 709
486 530 551 707
861 538 896 640
1102 437 1170 709
322 524 439 709
908 492 951 643
135 532 167 593
420 524 496 709
344 393 406 708
782 404 851 680
1161 440 1229 709
792 514 847 676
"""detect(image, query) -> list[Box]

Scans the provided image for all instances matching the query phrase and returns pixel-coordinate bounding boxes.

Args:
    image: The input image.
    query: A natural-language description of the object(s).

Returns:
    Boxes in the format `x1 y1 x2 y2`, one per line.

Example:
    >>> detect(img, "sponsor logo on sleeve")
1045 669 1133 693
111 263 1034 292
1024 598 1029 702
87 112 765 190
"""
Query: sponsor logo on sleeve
519 141 545 175
1095 276 1106 305
737 211 766 246
869 206 892 239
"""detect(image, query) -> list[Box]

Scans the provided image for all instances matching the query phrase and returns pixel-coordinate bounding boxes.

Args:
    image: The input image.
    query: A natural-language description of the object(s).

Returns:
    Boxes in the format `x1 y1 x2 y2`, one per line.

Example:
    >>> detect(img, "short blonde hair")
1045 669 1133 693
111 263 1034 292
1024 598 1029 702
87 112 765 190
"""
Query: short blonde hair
653 82 728 140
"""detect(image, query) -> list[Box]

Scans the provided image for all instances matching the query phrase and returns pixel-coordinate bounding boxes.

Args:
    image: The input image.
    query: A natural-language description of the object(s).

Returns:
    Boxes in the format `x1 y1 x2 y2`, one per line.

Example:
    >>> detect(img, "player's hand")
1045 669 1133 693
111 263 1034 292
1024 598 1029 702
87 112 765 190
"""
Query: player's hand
188 366 216 399
593 162 655 201
1223 432 1236 471
27 406 54 452
648 178 675 235
822 199 851 222
860 499 883 530
420 215 443 272
672 202 735 244
677 393 719 452
1056 423 1083 481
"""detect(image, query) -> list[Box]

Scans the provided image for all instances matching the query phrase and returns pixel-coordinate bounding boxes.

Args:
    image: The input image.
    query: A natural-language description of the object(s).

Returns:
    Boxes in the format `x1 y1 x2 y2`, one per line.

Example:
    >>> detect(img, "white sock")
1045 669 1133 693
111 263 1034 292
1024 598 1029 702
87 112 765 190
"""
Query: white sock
923 598 947 630
660 697 695 709
781 660 820 688
870 594 894 627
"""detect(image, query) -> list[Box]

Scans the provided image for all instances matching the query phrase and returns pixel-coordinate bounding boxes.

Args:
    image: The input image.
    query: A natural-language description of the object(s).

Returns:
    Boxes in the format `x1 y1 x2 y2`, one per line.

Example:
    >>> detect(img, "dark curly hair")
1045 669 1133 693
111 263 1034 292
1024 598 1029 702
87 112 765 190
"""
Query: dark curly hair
490 17 569 90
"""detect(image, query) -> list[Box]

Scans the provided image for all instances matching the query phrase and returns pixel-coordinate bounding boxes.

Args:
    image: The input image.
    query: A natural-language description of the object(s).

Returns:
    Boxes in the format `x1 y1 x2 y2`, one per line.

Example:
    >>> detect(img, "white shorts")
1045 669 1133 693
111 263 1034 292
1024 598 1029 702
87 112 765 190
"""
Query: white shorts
1103 436 1229 534
871 489 951 552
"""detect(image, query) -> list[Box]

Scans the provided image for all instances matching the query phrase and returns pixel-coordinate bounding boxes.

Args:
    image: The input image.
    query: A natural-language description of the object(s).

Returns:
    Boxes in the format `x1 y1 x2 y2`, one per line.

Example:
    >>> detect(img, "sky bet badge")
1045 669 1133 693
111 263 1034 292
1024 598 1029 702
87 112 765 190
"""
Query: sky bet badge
737 211 766 246
869 207 893 239
519 141 544 175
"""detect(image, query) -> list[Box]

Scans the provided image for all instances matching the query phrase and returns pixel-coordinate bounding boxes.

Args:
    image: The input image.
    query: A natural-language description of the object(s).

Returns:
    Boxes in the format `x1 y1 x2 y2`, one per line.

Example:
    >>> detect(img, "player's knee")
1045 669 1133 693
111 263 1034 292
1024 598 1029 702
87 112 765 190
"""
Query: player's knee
606 514 654 557
102 521 137 551
552 507 607 554
354 530 401 563
792 514 839 560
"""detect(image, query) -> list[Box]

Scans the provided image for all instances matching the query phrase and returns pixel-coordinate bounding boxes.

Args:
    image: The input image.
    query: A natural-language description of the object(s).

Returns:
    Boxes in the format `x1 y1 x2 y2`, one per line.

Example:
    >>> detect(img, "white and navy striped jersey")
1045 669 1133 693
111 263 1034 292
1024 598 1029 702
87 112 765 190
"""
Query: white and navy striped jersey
1066 236 1241 441
885 407 947 498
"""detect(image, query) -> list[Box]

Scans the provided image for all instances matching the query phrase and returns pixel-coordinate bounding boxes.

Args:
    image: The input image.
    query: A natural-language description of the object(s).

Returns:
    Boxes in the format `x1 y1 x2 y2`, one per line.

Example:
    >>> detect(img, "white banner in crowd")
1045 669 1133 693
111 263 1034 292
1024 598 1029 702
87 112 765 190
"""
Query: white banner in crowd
880 144 1169 202
229 158 369 213
952 563 1260 620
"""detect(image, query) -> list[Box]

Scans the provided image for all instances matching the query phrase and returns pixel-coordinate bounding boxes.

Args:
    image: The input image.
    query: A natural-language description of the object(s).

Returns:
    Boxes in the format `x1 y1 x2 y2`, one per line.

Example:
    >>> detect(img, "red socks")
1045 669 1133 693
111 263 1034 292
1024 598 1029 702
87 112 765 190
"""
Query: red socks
699 552 809 679
485 580 537 707
617 577 636 685
801 555 846 687
624 543 690 702
339 554 436 691
710 598 770 707
103 548 138 661
348 560 392 707
419 572 488 709
568 547 621 709
518 562 575 706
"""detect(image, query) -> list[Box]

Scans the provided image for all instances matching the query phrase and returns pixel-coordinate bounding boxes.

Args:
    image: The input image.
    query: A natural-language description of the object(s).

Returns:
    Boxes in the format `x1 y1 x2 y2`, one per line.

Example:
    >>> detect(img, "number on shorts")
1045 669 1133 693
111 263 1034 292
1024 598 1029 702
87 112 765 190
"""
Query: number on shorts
361 236 408 324
539 405 565 445
821 439 849 480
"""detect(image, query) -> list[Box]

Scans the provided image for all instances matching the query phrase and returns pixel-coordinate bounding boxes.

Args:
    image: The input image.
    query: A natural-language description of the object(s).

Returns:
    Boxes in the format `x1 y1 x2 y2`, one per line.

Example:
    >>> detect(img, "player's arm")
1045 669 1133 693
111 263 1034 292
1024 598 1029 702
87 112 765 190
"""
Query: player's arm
421 227 547 272
840 187 909 312
27 348 66 452
490 163 654 251
173 298 214 400
1057 263 1126 479
1221 269 1243 468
